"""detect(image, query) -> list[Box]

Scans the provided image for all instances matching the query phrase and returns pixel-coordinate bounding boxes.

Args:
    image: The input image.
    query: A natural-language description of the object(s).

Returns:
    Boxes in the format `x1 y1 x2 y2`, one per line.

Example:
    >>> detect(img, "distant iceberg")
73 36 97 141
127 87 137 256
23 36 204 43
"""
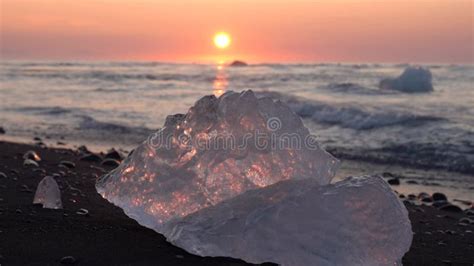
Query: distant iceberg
379 66 433 93
229 60 248 67
96 90 412 265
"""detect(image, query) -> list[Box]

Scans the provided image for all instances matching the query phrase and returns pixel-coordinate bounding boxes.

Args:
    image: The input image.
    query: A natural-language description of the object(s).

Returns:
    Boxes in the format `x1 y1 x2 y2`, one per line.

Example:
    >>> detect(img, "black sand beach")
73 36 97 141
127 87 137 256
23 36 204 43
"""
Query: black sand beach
1 141 473 265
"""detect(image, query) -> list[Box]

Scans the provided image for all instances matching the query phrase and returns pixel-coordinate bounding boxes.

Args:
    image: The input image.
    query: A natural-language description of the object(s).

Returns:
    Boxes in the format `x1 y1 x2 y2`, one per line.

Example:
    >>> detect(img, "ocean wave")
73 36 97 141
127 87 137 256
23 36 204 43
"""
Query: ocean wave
258 92 443 130
77 115 154 135
328 141 474 175
322 83 395 95
2 69 215 83
11 106 72 116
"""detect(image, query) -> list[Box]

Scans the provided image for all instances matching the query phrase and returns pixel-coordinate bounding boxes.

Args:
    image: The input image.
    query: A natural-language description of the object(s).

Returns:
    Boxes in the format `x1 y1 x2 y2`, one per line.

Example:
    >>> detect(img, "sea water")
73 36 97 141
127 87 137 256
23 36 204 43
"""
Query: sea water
1 61 473 201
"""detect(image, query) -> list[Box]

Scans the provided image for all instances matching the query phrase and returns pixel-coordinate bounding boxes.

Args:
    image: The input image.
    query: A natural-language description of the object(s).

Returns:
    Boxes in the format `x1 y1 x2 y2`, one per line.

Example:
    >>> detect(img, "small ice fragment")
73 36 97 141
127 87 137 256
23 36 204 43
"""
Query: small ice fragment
33 176 63 209
23 150 41 162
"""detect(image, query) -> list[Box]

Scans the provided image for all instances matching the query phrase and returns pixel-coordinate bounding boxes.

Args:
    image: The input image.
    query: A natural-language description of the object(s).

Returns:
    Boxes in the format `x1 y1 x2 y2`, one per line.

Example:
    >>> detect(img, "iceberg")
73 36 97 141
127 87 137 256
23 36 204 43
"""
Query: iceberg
379 66 433 93
96 90 412 265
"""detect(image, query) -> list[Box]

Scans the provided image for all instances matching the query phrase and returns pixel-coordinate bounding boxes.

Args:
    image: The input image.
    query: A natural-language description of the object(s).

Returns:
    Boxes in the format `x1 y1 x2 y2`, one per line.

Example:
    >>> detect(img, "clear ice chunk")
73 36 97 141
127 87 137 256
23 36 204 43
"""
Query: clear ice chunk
96 90 412 265
33 176 63 209
163 176 412 266
96 90 339 228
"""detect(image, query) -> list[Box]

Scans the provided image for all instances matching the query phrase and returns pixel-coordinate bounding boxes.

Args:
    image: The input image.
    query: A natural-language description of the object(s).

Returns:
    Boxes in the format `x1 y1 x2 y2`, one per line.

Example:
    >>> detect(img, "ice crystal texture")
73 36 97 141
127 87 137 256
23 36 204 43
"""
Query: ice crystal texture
96 90 412 265
33 176 63 209
164 176 412 266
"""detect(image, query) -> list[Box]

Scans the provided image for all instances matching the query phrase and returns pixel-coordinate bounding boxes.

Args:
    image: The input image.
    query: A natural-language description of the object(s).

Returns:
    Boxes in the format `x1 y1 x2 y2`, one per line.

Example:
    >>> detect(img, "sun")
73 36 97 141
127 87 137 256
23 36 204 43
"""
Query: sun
213 32 231 49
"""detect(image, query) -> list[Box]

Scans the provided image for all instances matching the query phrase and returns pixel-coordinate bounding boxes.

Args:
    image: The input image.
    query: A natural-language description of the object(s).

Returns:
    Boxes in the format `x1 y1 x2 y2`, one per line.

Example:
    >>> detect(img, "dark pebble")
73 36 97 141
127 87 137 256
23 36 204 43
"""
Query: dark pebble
76 208 89 216
407 194 417 200
0 127 5 134
77 145 91 154
432 201 448 208
387 178 400 185
20 184 33 193
23 159 39 167
464 209 474 216
432 192 447 202
406 180 419 184
418 192 430 200
421 197 433 203
33 168 46 175
101 158 120 167
57 141 66 145
445 230 456 235
459 217 474 224
59 161 76 169
439 204 463 213
33 137 42 141
35 142 46 148
80 153 102 162
105 149 123 160
381 172 394 178
60 256 76 264
10 169 19 175
23 150 41 162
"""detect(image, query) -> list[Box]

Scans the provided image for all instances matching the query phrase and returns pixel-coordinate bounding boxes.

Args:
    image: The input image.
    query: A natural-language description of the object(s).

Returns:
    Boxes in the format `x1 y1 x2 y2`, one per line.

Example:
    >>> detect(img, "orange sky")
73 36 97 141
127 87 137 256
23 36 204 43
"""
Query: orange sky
1 0 473 63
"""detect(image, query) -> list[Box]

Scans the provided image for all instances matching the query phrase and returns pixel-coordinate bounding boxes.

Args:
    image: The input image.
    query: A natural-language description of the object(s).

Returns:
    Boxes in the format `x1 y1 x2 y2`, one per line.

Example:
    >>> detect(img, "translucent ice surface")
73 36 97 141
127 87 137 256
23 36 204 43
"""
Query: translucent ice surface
33 176 63 209
97 90 339 227
163 176 412 266
96 90 412 265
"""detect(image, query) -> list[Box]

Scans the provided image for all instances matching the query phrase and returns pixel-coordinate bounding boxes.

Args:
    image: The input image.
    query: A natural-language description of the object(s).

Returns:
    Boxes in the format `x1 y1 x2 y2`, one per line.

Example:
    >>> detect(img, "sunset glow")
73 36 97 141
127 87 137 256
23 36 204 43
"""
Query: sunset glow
0 0 472 63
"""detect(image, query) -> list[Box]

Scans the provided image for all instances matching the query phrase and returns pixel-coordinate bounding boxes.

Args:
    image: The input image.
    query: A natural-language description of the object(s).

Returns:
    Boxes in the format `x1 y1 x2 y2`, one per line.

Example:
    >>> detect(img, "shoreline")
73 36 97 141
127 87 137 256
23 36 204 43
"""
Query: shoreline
3 134 473 205
0 140 473 265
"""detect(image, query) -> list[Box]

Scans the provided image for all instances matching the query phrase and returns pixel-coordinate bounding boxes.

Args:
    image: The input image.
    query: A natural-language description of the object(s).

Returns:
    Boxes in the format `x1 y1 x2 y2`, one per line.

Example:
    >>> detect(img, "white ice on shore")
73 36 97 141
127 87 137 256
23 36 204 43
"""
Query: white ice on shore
33 176 63 209
96 90 412 265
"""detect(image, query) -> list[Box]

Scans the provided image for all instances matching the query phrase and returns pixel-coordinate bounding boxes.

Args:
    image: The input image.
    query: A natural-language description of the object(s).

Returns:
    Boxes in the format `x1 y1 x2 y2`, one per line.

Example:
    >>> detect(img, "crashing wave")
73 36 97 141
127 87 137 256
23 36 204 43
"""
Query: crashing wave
257 91 442 130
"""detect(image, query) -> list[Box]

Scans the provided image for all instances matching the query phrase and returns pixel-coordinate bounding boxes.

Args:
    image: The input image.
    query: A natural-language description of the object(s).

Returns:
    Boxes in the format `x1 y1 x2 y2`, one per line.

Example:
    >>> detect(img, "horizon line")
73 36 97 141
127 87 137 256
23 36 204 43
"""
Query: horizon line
1 58 473 66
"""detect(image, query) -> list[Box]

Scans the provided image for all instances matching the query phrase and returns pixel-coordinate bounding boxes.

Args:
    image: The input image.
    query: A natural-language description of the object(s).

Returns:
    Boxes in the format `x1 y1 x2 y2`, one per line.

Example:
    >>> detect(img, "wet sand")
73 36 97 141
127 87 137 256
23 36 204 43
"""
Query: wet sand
0 141 473 265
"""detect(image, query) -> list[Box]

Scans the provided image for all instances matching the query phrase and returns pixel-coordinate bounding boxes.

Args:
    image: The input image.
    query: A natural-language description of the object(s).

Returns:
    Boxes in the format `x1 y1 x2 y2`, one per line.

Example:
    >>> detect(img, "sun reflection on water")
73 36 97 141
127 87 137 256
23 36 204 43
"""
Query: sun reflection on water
213 63 228 97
